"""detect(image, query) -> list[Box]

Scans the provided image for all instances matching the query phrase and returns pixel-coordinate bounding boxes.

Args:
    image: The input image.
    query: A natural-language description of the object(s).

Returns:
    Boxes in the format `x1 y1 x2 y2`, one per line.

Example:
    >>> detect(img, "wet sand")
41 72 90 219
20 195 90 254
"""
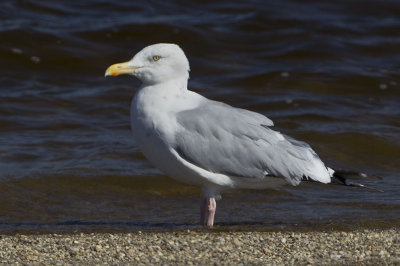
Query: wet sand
1 229 398 265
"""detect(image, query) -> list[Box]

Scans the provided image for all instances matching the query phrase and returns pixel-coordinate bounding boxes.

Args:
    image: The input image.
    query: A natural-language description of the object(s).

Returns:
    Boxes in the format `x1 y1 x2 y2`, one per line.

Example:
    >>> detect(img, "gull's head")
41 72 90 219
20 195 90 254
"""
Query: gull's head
105 43 190 85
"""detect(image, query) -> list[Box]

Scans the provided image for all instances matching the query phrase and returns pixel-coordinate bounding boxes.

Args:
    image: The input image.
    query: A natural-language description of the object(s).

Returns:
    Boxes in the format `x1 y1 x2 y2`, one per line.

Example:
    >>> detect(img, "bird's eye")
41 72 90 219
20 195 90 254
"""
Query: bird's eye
152 55 161 61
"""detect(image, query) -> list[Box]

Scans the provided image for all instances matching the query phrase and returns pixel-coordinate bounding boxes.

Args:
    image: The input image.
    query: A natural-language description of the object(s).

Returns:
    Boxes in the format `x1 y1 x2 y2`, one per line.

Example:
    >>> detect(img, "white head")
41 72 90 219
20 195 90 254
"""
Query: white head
105 43 190 85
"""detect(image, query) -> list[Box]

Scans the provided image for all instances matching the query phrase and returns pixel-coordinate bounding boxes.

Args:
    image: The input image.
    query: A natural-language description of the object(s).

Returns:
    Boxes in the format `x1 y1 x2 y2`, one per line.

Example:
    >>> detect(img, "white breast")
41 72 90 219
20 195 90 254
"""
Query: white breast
130 84 217 186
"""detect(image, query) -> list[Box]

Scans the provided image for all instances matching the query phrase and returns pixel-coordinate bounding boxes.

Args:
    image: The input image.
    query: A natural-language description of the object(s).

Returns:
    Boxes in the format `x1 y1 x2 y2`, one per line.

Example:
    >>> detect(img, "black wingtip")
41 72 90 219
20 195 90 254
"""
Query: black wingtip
333 169 383 180
332 170 384 192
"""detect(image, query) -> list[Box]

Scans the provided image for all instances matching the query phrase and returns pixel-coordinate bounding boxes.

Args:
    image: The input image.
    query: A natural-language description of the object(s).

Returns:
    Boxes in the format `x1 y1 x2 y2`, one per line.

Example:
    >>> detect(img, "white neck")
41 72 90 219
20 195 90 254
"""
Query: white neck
139 77 188 97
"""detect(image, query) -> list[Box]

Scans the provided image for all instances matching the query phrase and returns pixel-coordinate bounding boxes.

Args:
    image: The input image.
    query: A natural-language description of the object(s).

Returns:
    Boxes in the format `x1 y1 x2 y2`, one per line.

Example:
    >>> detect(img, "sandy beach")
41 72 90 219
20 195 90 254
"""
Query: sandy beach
0 229 398 265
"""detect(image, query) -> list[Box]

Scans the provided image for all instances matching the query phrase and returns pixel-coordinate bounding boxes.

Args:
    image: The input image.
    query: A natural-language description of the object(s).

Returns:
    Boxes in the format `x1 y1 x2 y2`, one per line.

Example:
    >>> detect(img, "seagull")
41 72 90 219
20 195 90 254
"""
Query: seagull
105 43 373 227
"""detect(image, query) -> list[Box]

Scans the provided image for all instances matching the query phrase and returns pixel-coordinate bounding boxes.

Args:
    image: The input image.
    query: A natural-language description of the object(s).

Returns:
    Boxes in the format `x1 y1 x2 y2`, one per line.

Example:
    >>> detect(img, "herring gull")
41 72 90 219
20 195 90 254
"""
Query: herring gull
105 43 371 227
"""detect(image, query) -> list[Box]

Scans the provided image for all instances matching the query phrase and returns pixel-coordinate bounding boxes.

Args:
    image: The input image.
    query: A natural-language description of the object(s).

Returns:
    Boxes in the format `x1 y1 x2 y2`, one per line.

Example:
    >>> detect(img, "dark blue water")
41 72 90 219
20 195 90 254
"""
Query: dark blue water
0 0 399 233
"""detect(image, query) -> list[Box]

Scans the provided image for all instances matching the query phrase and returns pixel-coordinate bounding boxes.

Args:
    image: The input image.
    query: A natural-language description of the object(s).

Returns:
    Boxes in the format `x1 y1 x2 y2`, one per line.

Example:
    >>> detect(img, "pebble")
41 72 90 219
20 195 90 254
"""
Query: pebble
0 229 398 264
233 238 241 247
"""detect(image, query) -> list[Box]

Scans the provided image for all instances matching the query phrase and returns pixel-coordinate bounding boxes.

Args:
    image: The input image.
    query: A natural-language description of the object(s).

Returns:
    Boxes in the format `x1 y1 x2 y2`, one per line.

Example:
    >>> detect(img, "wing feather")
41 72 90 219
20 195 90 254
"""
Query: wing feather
173 100 330 185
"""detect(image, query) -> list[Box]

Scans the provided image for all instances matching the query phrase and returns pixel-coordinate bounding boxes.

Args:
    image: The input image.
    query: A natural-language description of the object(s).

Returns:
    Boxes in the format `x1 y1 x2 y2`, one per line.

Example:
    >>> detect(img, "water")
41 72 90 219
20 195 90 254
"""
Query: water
0 0 399 233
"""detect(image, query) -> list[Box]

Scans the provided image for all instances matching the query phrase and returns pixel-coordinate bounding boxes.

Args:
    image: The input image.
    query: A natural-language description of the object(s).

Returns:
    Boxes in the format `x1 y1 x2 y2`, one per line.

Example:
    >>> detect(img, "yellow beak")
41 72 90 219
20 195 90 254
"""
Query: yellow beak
104 61 138 77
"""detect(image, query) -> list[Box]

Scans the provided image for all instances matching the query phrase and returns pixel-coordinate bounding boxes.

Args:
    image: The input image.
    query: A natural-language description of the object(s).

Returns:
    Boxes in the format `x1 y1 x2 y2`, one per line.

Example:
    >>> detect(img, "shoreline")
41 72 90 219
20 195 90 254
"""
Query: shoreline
0 229 398 264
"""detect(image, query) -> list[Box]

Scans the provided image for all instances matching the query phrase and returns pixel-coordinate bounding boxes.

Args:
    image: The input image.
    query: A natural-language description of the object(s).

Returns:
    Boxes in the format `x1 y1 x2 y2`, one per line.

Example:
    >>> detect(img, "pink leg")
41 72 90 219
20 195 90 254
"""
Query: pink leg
200 197 216 227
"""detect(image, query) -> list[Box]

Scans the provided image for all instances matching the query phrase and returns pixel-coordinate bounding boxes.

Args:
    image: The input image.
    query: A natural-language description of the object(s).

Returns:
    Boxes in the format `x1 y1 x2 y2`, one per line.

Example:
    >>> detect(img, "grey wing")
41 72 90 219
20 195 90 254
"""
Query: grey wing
173 100 330 186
